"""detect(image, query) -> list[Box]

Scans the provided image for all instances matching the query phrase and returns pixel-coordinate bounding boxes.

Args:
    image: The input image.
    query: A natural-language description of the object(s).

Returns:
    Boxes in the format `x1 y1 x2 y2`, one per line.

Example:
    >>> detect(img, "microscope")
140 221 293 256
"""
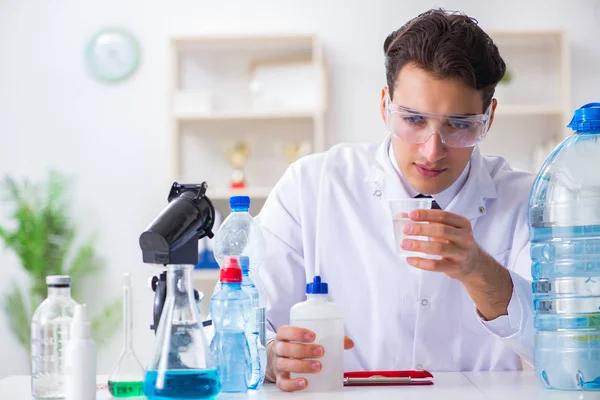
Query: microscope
139 182 221 394
139 182 216 332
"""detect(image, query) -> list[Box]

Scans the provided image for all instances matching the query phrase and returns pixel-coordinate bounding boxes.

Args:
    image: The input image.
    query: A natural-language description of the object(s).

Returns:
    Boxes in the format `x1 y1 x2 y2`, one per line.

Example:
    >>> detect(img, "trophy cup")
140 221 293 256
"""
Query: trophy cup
281 141 311 165
226 141 250 189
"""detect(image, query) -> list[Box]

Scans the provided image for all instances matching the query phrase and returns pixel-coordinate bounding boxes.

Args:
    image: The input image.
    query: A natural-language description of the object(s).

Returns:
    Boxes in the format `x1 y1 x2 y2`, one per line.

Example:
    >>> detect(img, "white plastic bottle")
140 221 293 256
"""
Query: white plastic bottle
290 276 344 392
65 304 97 400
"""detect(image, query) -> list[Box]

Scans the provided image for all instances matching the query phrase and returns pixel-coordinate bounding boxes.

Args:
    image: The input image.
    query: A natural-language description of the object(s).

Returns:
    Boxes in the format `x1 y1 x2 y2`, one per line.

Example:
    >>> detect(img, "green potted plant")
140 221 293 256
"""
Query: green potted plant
0 170 121 352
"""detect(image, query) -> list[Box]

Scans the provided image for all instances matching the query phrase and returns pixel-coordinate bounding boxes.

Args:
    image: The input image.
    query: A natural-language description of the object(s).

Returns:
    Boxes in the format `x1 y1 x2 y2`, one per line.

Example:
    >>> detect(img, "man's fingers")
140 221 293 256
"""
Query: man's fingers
276 325 315 343
275 357 322 374
406 256 454 272
275 341 324 359
405 222 463 244
344 336 354 349
410 209 470 229
401 238 462 259
276 375 308 392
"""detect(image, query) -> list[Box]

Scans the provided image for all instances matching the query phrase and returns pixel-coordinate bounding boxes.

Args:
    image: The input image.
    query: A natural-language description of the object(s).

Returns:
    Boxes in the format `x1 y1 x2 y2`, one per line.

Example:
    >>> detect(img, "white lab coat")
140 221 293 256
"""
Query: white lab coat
256 134 536 372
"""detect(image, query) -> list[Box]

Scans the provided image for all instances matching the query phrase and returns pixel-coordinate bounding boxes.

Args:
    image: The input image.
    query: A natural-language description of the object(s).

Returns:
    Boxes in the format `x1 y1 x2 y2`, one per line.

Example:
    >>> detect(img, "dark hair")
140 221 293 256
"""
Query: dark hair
384 8 505 111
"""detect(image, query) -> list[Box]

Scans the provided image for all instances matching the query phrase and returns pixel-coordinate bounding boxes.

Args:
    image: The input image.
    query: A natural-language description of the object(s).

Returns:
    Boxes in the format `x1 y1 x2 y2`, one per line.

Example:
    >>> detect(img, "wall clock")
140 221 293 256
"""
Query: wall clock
85 28 140 82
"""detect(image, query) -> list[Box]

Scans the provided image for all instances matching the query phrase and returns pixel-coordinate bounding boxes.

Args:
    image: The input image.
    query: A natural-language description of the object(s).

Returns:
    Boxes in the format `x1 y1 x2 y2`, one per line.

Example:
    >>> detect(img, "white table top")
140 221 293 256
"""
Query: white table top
1 372 598 399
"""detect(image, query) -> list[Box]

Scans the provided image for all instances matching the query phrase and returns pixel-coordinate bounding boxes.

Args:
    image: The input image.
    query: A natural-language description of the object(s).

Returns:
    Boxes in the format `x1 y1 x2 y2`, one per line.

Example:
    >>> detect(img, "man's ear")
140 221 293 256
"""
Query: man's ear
380 87 388 123
488 98 498 131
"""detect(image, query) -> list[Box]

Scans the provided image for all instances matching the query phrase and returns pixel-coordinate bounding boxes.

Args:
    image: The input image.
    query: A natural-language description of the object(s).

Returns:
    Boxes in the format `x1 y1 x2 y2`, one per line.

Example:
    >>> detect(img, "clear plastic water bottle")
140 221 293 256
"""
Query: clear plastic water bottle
31 275 77 399
213 196 266 271
530 103 600 390
239 256 266 389
213 196 267 345
210 257 252 393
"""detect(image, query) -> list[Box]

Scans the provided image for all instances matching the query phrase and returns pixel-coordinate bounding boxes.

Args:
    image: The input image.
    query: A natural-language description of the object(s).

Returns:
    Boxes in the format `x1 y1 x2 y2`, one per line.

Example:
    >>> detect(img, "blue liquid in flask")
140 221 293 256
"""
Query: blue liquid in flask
143 369 221 400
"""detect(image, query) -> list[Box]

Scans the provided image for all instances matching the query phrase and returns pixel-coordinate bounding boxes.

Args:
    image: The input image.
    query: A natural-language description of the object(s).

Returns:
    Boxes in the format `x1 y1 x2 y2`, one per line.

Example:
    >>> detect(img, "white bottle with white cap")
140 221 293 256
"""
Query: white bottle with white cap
290 276 345 392
65 303 97 400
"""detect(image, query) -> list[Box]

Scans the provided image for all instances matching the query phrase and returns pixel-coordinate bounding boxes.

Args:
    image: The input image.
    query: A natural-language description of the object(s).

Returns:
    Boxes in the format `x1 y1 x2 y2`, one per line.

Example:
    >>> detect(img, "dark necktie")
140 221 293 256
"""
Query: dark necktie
415 194 442 210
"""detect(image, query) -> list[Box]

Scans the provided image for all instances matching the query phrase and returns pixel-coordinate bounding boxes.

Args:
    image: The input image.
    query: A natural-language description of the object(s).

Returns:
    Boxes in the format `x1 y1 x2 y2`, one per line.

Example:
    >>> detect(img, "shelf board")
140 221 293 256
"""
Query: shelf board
487 29 563 38
172 34 315 50
193 268 220 281
494 105 564 116
175 110 317 121
208 186 273 200
487 30 563 46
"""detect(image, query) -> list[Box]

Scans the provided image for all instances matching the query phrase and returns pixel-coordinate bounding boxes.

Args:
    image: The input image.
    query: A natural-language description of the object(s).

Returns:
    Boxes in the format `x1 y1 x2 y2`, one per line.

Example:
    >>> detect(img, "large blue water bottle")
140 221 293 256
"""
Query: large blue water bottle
530 103 600 390
239 256 267 389
209 257 252 393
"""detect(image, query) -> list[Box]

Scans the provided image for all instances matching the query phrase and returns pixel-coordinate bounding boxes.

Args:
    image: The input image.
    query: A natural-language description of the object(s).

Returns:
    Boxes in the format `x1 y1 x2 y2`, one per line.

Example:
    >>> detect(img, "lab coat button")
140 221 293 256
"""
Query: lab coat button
373 189 382 197
479 206 485 214
416 364 423 370
421 299 429 306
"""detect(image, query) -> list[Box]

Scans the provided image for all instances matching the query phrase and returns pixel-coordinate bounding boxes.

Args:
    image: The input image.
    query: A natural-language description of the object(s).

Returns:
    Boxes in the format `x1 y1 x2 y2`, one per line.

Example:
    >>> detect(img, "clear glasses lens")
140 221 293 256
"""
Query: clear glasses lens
387 106 490 148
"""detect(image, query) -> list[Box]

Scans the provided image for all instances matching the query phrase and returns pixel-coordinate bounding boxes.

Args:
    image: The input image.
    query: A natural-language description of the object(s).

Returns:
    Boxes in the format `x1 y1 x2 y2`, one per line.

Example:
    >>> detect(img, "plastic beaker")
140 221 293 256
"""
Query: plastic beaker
389 198 439 260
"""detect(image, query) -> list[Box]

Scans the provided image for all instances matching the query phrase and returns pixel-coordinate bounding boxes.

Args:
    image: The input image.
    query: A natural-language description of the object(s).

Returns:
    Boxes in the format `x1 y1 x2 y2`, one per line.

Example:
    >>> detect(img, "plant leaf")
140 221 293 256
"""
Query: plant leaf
42 170 73 276
91 298 123 348
3 284 31 350
0 224 10 245
67 238 103 300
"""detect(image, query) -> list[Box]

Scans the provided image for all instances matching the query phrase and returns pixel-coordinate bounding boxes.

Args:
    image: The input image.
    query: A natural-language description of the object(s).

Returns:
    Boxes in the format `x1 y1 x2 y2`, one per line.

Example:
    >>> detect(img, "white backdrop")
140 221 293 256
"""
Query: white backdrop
0 0 599 377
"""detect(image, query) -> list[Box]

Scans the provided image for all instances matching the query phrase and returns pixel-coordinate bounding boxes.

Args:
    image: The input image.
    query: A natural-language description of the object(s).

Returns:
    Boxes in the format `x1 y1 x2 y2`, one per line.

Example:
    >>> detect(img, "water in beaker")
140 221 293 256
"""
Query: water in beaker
142 264 220 400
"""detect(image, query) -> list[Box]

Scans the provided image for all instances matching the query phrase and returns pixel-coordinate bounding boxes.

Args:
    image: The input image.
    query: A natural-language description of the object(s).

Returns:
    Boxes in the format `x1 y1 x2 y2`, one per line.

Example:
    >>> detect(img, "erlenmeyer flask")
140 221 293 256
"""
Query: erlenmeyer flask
108 273 145 398
143 264 221 400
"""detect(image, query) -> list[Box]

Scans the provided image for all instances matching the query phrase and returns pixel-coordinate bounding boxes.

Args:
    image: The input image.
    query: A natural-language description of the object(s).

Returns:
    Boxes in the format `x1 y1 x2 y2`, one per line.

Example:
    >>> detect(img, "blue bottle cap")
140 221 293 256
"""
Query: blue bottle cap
306 275 328 294
567 103 600 133
230 196 250 211
239 256 250 273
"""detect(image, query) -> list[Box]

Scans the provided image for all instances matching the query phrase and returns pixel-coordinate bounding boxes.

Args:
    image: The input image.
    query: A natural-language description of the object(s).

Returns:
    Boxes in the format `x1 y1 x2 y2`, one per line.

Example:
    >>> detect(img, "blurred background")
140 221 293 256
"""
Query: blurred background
1 0 599 378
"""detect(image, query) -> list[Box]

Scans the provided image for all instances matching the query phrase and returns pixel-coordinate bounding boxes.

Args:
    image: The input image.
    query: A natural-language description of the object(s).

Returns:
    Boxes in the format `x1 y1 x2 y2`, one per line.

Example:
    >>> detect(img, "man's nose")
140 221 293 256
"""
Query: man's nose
418 131 447 163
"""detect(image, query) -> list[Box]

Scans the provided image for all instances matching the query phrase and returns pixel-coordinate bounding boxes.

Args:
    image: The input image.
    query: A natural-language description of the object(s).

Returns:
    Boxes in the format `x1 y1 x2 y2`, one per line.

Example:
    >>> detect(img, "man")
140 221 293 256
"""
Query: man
256 8 535 392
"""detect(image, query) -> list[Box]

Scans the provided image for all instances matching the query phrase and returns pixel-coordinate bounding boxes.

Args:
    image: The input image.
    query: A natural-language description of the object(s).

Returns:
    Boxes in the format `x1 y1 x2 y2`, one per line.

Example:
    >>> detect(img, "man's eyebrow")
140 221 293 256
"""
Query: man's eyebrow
395 105 421 114
395 105 481 118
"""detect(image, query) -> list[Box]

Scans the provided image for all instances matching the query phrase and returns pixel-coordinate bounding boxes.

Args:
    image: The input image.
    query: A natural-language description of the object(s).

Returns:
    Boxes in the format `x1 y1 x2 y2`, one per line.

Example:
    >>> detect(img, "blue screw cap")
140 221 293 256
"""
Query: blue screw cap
568 103 600 133
306 275 328 294
230 196 250 211
239 256 250 273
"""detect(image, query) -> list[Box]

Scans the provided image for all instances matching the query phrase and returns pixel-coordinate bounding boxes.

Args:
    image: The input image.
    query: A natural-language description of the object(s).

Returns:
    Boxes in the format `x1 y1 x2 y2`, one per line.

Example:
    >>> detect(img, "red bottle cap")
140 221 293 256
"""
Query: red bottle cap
220 256 242 283
220 267 242 283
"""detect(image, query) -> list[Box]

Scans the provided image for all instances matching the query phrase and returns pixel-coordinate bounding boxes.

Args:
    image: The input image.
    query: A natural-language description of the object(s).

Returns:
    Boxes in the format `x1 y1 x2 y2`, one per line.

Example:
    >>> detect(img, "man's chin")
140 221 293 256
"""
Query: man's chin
408 176 452 195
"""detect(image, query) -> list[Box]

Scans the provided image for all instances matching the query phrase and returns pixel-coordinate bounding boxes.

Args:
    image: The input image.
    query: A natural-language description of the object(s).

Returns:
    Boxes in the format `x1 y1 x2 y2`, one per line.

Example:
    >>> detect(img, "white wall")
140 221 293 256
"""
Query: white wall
0 0 599 378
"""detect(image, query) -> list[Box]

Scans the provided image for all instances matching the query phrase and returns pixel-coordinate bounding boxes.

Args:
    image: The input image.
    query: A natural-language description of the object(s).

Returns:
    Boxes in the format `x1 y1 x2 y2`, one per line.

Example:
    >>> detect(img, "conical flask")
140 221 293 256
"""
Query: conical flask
143 264 221 400
108 273 145 398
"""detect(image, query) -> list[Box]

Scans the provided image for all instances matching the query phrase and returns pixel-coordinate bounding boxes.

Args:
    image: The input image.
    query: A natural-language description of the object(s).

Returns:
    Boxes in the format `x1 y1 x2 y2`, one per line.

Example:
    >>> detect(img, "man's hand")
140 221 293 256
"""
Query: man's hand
400 208 513 321
266 325 354 392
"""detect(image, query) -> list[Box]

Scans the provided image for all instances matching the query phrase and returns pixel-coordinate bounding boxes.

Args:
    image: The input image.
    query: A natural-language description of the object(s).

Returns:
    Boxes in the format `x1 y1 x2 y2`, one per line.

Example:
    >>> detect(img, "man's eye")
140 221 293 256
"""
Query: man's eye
449 120 473 130
402 115 425 125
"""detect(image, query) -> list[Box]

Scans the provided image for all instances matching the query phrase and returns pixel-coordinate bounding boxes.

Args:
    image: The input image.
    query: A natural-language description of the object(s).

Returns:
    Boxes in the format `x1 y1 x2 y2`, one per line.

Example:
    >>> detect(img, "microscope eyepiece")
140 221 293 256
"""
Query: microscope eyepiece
139 182 215 265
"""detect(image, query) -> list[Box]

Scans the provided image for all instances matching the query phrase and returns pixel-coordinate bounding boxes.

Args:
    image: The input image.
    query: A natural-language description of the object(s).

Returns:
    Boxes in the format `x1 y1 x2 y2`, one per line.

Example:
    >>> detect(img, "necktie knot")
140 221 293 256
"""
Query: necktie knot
415 194 441 210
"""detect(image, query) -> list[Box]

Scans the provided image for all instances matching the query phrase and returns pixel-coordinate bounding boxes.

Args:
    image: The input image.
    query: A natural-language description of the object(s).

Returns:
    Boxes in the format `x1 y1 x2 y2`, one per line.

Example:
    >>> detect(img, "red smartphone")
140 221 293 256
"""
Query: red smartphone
343 370 434 386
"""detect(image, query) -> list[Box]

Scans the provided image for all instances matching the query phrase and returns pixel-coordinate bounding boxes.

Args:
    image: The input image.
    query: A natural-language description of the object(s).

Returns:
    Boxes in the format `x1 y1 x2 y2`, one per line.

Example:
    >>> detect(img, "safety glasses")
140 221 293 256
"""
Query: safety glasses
385 92 492 148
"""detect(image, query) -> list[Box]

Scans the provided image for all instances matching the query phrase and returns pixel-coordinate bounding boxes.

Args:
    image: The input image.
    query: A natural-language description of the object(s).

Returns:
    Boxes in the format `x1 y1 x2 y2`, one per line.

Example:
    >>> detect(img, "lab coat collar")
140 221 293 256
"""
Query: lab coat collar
365 134 497 222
